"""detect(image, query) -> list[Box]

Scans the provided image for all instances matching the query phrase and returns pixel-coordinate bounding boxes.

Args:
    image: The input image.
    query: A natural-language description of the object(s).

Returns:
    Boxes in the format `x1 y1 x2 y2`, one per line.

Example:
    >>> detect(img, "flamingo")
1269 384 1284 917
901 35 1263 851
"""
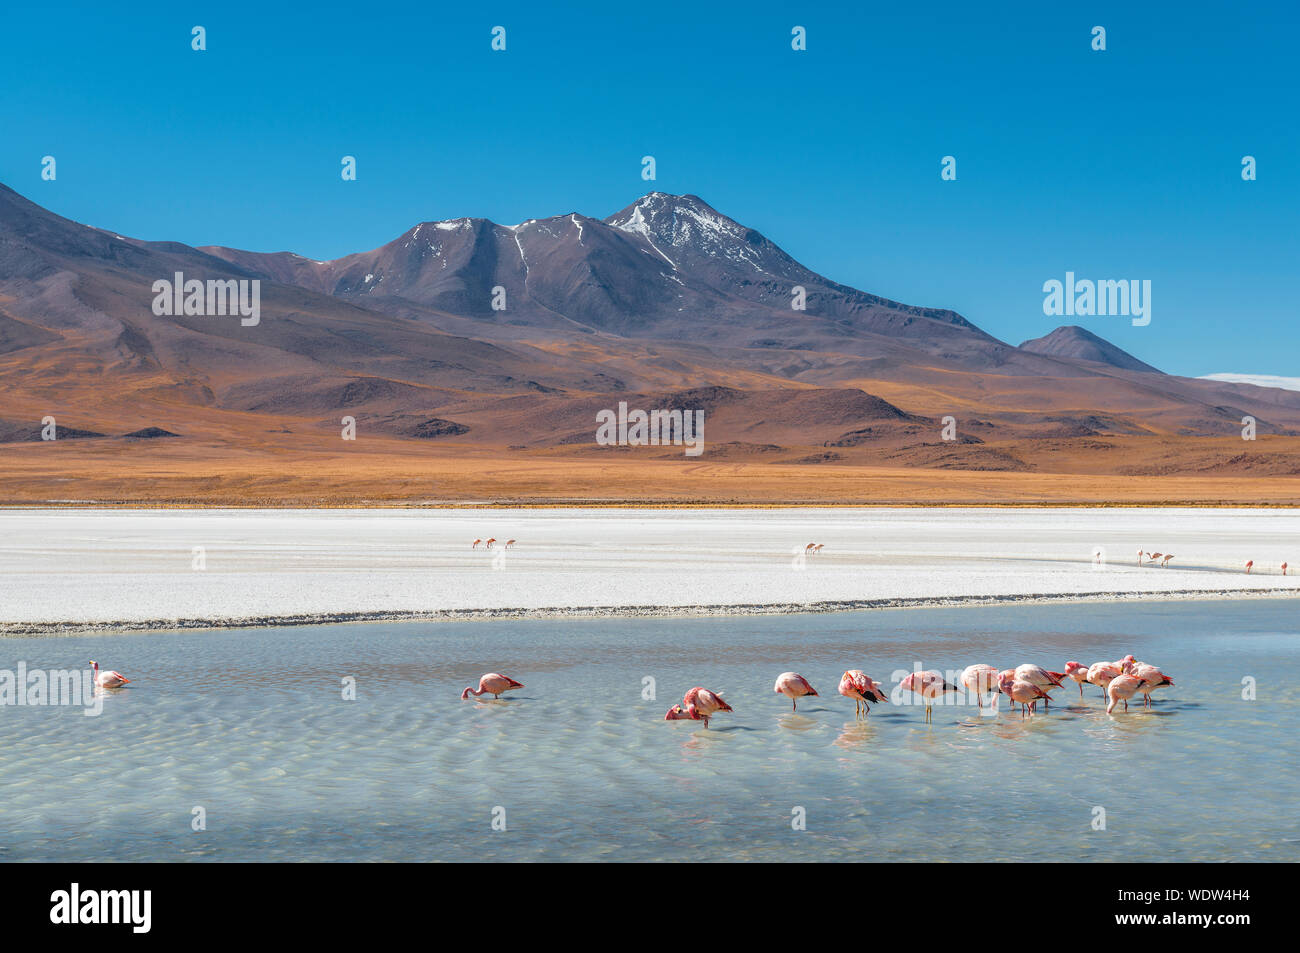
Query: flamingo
1014 664 1065 708
1106 673 1149 713
813 544 824 553
89 660 130 688
460 672 523 699
1137 549 1144 566
994 667 1017 706
665 687 733 728
1245 560 1253 573
472 538 482 549
838 670 887 717
1282 562 1288 576
1128 663 1173 707
485 538 497 550
773 672 818 711
1161 554 1174 567
1063 661 1090 698
998 671 1050 716
804 543 816 555
1086 661 1122 700
960 664 1000 709
1148 552 1163 565
900 670 959 723
505 539 516 549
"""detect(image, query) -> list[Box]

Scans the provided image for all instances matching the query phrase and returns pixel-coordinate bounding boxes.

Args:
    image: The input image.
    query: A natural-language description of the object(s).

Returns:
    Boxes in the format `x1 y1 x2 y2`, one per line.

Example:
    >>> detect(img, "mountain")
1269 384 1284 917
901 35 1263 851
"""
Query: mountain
1020 325 1162 373
3 181 1300 504
200 193 1108 385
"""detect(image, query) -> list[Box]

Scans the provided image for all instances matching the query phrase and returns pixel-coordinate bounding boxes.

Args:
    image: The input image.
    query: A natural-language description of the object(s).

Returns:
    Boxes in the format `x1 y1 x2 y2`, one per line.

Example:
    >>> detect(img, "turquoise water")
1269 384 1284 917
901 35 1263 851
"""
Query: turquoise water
1 599 1296 862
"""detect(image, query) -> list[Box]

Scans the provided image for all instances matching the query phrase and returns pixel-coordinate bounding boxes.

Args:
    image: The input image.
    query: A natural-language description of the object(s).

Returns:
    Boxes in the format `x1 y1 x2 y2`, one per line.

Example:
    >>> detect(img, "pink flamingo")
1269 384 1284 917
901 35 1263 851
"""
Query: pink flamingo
813 544 824 553
1128 663 1173 707
1014 664 1066 708
995 667 1017 705
505 539 516 549
665 687 733 728
900 670 959 723
1106 673 1149 713
838 670 887 716
998 671 1050 716
460 672 523 699
1245 560 1253 573
960 664 1000 709
485 538 497 550
89 660 130 688
773 672 818 711
1086 661 1122 700
1063 661 1090 698
1136 549 1144 566
472 538 482 549
1161 554 1174 567
804 543 816 555
1282 562 1288 576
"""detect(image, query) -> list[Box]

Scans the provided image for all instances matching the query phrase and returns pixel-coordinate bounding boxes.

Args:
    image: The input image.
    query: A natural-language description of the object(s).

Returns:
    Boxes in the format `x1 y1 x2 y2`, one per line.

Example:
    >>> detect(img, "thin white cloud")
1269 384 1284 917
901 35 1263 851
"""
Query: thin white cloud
1199 373 1300 393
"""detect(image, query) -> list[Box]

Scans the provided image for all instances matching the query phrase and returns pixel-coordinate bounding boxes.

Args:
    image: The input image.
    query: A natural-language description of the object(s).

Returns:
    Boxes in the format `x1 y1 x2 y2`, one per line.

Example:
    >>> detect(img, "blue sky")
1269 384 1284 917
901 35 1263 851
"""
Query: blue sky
2 0 1296 377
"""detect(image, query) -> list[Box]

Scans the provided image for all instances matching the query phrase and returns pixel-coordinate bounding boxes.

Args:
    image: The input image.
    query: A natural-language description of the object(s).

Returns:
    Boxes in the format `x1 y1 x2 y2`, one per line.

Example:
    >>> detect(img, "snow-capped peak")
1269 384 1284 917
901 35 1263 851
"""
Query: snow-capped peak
604 192 773 272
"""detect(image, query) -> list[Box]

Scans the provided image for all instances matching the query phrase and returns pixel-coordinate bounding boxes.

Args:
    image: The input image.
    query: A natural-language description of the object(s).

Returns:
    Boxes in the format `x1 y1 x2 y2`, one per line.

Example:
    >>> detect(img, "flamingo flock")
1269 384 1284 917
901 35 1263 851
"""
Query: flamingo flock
458 651 1175 726
1136 549 1290 574
471 538 517 550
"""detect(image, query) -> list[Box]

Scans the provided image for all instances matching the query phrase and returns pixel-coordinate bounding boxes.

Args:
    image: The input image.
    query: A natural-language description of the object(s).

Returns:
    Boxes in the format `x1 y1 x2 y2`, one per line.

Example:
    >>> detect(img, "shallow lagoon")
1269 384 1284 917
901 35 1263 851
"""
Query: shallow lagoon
1 598 1296 861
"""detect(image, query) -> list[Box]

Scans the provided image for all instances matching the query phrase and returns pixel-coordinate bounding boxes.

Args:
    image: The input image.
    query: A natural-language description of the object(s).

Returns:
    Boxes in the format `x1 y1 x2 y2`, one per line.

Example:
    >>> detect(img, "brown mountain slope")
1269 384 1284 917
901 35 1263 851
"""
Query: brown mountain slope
2 182 1299 504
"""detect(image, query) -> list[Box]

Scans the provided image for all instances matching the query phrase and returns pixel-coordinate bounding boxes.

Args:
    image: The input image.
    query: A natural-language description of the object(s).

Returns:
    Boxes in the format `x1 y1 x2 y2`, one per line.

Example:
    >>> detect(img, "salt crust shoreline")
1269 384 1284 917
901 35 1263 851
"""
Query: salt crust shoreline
6 588 1296 636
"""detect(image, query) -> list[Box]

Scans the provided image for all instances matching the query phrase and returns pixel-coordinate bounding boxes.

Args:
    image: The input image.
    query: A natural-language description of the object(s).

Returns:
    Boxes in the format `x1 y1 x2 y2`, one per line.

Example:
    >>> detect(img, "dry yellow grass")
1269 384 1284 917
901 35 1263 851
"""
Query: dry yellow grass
2 433 1298 506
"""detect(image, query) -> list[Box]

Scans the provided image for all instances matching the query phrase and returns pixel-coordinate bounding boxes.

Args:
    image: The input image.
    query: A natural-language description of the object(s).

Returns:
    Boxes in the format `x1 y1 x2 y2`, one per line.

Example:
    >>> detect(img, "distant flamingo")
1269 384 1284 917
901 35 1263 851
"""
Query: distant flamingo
998 671 1050 716
1149 552 1163 564
1283 562 1288 576
900 671 959 723
1137 549 1144 566
472 538 482 549
838 670 888 716
804 543 817 555
1063 661 1090 698
1086 661 1122 700
485 538 497 550
1106 673 1149 714
460 672 523 699
813 544 824 553
1161 554 1174 567
666 687 733 728
1245 560 1253 573
505 539 516 549
773 672 818 711
89 660 130 688
960 664 1000 709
